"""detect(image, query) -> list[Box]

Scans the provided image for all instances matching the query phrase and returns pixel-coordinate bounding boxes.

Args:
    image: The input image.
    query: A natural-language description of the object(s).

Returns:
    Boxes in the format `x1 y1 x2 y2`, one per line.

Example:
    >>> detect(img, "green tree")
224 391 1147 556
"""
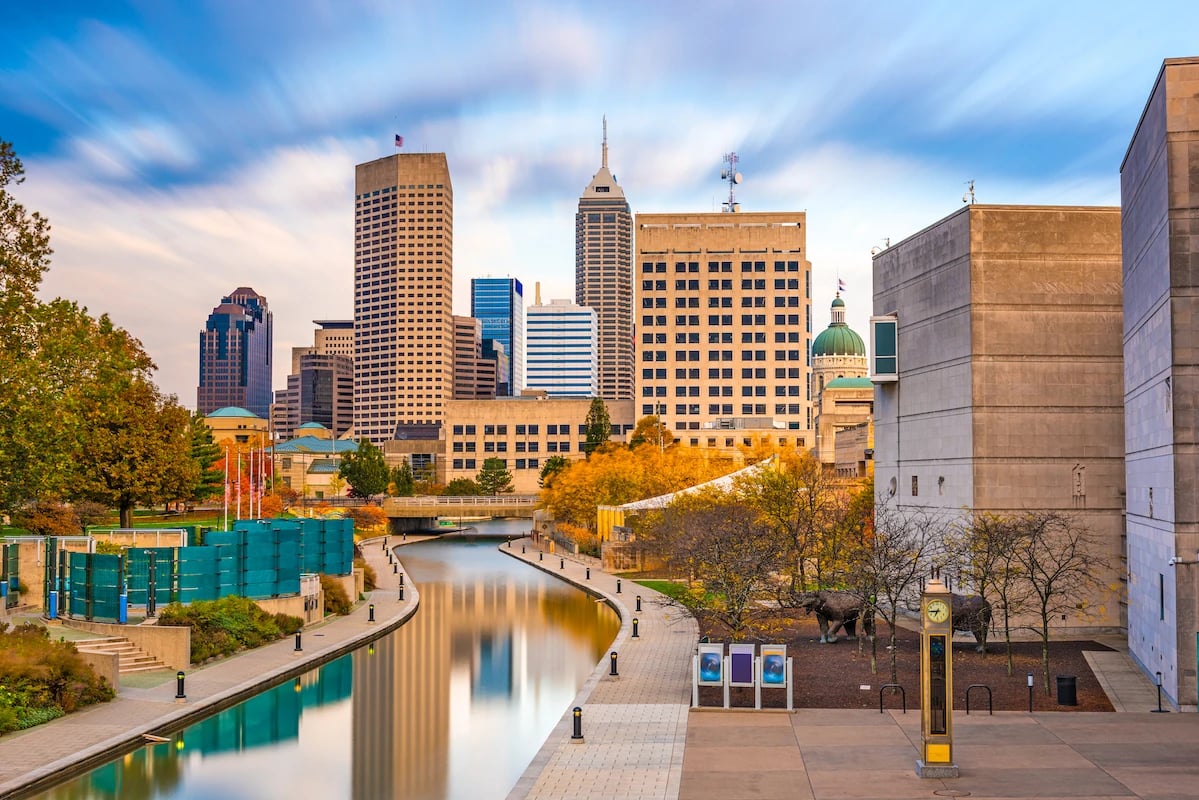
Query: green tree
538 455 569 488
583 397 611 455
338 439 389 499
0 140 51 327
476 457 514 495
188 411 223 503
389 461 415 496
445 477 481 496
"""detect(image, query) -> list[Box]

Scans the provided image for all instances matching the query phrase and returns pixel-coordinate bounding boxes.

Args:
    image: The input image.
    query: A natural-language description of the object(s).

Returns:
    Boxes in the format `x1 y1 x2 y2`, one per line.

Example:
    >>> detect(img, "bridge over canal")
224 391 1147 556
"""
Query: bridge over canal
382 494 539 532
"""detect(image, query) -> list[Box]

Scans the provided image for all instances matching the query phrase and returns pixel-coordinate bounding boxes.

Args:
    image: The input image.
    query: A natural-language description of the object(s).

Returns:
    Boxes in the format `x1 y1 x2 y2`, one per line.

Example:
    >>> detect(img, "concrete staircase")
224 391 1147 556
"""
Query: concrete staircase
75 636 168 674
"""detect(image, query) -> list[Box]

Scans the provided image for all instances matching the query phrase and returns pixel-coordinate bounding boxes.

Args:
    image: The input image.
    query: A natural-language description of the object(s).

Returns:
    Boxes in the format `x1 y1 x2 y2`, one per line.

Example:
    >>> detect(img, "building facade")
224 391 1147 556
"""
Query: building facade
197 287 272 418
452 315 498 400
353 153 454 444
1121 56 1199 710
274 320 354 441
470 277 523 395
525 298 597 397
634 212 813 445
576 121 633 401
871 204 1125 631
811 293 871 465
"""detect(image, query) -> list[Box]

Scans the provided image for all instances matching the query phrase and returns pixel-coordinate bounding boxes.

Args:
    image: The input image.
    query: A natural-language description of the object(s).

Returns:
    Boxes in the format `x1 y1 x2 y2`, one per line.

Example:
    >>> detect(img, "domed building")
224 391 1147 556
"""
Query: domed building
811 294 873 468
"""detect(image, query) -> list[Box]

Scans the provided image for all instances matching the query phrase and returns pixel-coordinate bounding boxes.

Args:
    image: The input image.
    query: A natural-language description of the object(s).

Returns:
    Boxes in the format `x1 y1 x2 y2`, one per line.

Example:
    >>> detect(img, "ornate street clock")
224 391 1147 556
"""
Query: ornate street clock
917 575 959 778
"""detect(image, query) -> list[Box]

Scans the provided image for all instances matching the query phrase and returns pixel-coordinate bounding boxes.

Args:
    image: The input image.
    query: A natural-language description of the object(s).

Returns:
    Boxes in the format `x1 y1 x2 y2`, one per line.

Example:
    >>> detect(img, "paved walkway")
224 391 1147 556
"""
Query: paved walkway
0 535 415 800
503 538 699 800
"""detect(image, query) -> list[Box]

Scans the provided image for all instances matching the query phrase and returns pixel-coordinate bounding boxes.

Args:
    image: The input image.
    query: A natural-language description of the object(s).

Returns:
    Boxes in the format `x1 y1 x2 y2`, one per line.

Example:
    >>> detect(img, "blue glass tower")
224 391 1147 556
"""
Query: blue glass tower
470 277 524 395
197 287 273 418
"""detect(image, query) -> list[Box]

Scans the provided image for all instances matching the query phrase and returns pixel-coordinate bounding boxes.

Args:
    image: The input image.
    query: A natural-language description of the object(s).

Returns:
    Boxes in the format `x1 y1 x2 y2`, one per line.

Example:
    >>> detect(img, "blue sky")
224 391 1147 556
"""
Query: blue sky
2 1 1196 404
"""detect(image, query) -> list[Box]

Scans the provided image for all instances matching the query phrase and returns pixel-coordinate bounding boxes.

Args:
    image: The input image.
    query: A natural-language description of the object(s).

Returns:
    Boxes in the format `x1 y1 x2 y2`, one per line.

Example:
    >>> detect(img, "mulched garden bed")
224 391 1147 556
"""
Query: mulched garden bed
695 616 1115 712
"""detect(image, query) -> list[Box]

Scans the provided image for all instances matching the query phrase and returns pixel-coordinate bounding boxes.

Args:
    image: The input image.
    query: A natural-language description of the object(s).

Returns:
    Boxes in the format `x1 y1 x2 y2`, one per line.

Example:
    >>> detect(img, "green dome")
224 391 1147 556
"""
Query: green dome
206 406 260 419
812 325 866 357
831 296 845 308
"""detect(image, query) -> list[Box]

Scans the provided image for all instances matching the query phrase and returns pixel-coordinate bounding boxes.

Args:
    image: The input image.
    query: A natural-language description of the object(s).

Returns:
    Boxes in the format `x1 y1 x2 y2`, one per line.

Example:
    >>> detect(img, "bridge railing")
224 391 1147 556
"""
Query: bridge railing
385 495 540 507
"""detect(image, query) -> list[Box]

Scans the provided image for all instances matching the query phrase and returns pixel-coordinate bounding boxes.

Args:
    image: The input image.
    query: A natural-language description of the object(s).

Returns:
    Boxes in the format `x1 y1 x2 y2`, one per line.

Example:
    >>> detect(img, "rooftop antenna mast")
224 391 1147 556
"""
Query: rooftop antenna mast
720 152 741 212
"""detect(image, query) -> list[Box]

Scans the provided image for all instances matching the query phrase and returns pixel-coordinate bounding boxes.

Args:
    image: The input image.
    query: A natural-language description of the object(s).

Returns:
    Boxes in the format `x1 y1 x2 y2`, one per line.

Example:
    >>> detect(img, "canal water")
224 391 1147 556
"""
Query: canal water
35 519 619 800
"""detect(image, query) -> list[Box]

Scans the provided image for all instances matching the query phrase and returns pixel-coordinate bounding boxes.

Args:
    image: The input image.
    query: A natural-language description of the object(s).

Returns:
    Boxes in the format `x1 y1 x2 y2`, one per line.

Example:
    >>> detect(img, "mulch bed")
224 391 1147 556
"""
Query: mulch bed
695 616 1115 712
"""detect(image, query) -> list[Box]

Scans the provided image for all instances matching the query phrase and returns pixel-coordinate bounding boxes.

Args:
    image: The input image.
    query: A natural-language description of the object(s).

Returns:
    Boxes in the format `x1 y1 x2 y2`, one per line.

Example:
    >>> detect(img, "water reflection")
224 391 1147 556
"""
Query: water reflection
34 526 619 800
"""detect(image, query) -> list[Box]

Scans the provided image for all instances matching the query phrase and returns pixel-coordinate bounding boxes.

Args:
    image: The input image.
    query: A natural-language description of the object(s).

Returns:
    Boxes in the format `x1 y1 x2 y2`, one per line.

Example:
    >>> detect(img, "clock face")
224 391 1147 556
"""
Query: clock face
926 599 950 623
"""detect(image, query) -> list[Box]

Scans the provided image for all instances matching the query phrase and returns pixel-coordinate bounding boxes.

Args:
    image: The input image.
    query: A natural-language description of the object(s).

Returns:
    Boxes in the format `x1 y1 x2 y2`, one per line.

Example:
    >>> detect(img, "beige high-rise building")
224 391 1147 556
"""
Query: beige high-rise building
452 315 497 400
634 212 813 445
576 119 633 400
353 153 454 444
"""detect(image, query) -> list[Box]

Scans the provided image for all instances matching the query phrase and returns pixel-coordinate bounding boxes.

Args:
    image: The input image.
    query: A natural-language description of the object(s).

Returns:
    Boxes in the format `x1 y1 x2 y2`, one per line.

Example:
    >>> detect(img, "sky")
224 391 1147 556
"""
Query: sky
2 1 1196 406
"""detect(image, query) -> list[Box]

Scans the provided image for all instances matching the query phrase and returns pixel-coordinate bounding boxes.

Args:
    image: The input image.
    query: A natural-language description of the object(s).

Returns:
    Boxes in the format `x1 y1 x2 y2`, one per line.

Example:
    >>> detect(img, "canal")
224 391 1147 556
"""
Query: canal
34 520 619 800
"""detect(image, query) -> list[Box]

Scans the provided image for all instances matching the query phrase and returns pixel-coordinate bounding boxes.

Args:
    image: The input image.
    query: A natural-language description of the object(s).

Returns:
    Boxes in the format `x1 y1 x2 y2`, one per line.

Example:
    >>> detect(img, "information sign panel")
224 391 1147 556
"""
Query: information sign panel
729 644 756 687
697 643 724 686
760 644 787 687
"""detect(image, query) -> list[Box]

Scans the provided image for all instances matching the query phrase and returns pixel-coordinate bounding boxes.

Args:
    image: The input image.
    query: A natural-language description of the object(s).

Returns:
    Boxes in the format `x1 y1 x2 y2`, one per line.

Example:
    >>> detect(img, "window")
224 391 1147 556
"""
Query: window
911 476 919 496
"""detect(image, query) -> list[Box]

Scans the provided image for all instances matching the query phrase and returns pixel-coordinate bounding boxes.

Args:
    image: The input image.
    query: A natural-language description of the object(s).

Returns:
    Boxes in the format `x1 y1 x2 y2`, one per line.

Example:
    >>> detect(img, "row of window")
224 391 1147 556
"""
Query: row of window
642 385 805 397
640 403 805 417
452 440 576 453
642 350 806 362
640 278 803 291
640 261 803 274
451 458 542 471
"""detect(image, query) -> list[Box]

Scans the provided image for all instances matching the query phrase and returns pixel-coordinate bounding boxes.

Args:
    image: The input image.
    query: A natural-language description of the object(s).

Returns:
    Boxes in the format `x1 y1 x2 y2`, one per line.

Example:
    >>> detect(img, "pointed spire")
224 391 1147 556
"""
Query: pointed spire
602 115 608 170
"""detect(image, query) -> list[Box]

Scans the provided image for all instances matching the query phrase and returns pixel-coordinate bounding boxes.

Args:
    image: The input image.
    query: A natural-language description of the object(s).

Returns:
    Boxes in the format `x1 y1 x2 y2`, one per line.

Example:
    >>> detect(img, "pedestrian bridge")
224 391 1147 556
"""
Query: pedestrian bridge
382 495 539 532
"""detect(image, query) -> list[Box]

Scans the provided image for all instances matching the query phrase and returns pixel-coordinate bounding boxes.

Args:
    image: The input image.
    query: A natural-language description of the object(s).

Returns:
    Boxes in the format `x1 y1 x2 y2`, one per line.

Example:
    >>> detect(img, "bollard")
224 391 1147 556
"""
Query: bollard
632 618 640 638
507 539 512 548
586 567 591 580
399 573 404 585
1027 672 1034 713
369 604 376 623
294 632 302 652
636 595 642 612
1152 671 1169 713
539 552 543 562
616 579 621 593
560 558 565 570
393 563 398 574
522 545 526 554
571 706 583 740
175 671 186 700
609 651 619 676
399 585 405 601
382 540 387 550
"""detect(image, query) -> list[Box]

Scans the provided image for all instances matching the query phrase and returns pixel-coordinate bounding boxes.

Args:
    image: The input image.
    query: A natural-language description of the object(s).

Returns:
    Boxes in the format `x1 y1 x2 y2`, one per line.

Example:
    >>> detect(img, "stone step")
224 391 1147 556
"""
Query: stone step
76 636 168 674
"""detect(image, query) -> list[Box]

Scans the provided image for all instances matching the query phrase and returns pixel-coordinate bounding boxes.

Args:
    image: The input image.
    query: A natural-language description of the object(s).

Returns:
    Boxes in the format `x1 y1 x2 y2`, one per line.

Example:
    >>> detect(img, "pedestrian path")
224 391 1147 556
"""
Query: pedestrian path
0 535 415 800
503 538 699 800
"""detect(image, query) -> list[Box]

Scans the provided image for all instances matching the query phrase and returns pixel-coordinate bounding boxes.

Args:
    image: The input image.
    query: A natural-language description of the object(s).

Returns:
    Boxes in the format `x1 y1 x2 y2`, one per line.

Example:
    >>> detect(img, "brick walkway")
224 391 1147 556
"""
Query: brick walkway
0 536 414 800
503 538 699 800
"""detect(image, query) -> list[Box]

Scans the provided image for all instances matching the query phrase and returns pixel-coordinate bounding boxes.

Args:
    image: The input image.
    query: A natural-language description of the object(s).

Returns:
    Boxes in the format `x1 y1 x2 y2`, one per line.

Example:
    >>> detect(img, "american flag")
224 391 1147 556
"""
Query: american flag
837 278 846 292
395 134 404 148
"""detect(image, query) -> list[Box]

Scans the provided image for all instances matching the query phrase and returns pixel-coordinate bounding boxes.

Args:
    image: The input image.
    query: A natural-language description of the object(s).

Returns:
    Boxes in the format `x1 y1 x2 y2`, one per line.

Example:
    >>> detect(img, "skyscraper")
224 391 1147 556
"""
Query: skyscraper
526 298 598 397
576 118 633 400
353 153 454 444
451 315 498 400
197 287 272 418
273 320 354 441
470 277 523 395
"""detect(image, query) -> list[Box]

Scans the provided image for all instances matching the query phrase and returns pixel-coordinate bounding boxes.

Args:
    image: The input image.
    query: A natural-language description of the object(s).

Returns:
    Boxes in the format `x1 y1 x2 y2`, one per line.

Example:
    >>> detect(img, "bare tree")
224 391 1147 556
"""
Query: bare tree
950 511 1030 669
1009 511 1110 693
846 503 947 681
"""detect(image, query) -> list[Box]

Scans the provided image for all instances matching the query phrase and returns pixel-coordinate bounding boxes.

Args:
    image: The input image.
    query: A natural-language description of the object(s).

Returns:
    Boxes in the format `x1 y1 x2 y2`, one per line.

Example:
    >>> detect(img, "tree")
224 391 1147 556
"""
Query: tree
338 439 389 499
445 477 481 496
950 511 1029 666
11 500 81 536
389 461 415 497
0 140 51 324
628 415 673 451
1009 511 1110 694
583 397 611 455
476 458 514 496
187 411 224 504
538 455 569 489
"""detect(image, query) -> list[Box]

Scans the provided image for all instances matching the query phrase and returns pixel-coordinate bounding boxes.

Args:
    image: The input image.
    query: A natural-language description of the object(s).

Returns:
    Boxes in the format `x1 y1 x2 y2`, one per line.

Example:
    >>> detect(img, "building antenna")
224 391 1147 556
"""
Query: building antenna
602 115 608 170
720 152 741 213
963 179 975 205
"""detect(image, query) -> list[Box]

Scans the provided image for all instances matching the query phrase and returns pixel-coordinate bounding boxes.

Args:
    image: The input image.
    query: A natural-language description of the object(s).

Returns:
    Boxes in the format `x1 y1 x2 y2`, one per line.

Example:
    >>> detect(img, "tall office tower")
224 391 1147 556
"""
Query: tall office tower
526 298 598 397
470 277 523 395
197 287 272 418
353 153 453 444
635 213 812 442
451 315 497 400
274 320 355 440
576 119 633 400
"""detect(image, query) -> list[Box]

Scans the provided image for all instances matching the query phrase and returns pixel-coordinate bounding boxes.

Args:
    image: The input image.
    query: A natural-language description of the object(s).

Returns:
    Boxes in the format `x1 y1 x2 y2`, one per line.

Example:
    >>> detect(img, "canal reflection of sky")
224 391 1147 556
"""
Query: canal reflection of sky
33 522 619 800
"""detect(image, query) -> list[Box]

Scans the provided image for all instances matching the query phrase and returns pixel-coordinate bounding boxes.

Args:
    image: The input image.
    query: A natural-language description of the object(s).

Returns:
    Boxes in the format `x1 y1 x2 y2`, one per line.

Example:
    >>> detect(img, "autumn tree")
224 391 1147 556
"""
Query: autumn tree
538 455 569 488
338 439 389 499
476 457 514 496
11 500 81 536
950 511 1029 666
583 397 611 455
628 415 673 451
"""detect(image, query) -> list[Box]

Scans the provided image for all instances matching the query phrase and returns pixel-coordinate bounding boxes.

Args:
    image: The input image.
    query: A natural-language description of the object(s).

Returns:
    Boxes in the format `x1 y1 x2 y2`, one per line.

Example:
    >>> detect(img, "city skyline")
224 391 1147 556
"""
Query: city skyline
2 3 1198 403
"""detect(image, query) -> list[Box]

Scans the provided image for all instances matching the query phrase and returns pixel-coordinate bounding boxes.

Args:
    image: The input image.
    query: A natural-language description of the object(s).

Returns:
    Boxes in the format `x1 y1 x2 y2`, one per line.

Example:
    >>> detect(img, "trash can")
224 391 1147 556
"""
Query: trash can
1056 675 1077 706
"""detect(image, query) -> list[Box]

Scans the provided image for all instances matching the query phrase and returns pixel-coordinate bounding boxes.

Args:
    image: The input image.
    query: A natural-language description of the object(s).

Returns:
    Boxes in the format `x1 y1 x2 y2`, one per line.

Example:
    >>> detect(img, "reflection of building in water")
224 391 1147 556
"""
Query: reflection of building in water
352 567 620 799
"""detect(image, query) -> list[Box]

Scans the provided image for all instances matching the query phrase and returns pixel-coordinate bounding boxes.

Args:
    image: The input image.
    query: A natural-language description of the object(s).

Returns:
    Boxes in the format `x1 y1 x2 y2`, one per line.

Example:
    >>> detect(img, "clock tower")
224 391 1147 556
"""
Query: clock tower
917 574 959 778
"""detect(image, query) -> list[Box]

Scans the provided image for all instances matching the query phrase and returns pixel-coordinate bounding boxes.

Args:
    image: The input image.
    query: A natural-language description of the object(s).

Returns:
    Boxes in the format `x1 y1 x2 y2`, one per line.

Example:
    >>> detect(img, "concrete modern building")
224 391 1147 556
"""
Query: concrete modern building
1121 56 1199 710
525 298 598 397
576 119 633 401
444 397 635 492
353 153 454 444
634 212 813 446
197 288 272 418
470 277 523 395
811 293 871 465
274 320 354 441
452 315 498 400
871 204 1125 632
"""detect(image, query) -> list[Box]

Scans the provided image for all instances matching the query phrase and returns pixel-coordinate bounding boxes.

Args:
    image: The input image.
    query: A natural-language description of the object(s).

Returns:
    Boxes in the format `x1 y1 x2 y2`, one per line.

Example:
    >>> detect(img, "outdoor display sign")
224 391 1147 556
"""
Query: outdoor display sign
760 645 787 687
697 643 724 686
729 644 756 687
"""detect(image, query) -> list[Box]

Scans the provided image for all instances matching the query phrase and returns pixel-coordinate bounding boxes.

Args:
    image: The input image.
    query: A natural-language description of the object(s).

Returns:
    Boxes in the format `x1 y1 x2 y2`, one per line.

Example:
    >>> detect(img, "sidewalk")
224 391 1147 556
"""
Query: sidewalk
0 535 416 800
503 538 699 800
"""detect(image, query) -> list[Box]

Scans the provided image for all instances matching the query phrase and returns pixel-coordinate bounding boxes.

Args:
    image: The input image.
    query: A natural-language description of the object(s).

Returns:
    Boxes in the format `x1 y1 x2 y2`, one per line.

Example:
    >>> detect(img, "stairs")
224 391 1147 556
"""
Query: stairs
75 636 168 674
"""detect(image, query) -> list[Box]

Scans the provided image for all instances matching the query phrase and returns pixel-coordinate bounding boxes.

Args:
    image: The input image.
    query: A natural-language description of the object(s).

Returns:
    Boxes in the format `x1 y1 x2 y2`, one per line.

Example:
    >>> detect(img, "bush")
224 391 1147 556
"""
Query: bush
156 597 304 664
0 623 114 734
320 574 353 616
352 546 378 591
